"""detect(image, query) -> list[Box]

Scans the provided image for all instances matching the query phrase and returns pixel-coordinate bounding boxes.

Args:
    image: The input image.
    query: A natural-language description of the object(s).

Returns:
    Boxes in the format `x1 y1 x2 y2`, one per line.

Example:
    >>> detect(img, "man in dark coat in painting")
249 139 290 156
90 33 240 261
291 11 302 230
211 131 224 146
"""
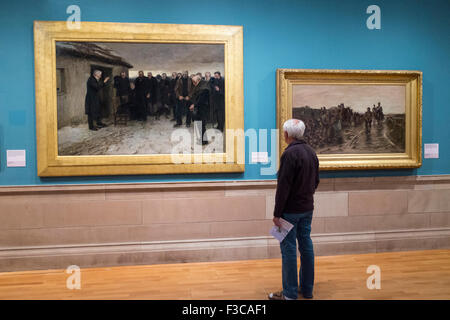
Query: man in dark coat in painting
85 69 110 131
174 70 193 127
189 75 211 145
211 71 225 131
146 72 158 116
114 71 131 105
134 70 149 121
168 72 178 121
156 73 171 120
204 71 214 123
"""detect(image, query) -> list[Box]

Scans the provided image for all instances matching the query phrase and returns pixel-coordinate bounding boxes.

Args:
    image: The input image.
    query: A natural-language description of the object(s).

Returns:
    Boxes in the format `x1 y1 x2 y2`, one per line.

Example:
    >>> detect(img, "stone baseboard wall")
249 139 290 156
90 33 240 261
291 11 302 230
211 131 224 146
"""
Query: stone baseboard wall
0 176 449 271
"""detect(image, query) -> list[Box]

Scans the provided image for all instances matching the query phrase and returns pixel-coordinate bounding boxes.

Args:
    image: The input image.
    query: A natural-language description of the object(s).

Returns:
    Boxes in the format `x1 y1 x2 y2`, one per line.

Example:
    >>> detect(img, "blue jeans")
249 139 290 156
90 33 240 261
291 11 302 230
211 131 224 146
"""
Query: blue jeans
280 211 314 299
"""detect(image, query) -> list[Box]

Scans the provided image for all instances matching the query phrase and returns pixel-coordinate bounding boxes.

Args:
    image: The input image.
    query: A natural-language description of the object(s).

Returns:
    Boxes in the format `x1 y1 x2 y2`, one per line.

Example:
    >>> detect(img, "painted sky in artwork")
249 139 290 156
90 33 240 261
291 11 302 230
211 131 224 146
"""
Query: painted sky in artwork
293 84 405 114
97 42 224 77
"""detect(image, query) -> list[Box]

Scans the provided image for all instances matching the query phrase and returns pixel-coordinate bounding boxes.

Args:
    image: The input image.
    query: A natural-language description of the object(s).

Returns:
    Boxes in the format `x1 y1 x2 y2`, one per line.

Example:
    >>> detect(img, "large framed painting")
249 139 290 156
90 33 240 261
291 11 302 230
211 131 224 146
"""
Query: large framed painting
34 21 244 176
277 69 422 170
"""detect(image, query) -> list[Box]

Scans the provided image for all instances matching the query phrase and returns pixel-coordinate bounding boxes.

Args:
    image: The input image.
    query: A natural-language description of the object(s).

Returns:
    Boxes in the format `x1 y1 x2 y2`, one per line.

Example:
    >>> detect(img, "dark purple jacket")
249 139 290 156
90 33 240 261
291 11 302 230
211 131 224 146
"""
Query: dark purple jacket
273 140 320 218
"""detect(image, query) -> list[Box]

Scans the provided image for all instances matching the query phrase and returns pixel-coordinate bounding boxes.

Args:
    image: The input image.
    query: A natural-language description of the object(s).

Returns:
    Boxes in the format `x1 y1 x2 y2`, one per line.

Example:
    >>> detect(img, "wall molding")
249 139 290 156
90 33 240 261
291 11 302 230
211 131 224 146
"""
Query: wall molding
1 174 449 194
1 228 448 259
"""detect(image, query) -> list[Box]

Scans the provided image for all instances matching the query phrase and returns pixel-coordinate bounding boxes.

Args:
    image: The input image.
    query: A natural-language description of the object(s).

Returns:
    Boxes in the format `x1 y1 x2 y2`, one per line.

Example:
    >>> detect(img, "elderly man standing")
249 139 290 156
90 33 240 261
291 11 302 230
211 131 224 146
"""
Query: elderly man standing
85 69 110 131
268 119 320 300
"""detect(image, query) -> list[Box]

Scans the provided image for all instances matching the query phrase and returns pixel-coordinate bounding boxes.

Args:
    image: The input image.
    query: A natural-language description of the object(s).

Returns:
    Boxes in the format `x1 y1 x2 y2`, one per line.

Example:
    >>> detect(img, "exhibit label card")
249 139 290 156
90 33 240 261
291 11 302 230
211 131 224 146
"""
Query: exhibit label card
424 143 439 159
251 152 269 164
7 150 26 167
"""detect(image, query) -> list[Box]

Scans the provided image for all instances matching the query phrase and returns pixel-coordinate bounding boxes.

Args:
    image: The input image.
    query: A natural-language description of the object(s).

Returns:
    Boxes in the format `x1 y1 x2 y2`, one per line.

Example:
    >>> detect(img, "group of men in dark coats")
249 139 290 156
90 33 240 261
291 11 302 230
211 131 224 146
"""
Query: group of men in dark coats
85 69 225 144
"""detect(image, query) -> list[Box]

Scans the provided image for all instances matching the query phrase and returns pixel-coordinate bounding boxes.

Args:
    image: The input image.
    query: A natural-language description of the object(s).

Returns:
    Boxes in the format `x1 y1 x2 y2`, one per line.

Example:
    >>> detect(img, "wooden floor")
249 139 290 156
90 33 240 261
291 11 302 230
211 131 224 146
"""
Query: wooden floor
0 249 449 300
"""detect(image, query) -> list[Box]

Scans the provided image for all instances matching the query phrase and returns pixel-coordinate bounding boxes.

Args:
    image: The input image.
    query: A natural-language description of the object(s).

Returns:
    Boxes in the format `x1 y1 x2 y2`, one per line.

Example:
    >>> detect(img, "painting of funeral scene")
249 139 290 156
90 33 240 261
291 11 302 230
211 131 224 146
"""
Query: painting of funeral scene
56 41 225 156
292 84 406 154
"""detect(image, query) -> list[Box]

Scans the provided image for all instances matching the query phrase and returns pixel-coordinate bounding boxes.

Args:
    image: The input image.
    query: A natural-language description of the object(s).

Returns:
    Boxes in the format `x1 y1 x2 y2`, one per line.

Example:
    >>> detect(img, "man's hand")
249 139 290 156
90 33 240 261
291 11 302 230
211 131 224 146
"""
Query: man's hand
189 104 194 111
273 217 282 228
146 93 150 98
104 77 110 83
215 86 219 91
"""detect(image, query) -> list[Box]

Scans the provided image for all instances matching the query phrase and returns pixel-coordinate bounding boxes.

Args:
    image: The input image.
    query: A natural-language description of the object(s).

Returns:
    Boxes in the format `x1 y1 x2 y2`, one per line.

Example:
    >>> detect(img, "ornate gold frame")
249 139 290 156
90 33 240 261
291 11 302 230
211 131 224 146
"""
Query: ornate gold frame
276 69 422 170
34 21 244 176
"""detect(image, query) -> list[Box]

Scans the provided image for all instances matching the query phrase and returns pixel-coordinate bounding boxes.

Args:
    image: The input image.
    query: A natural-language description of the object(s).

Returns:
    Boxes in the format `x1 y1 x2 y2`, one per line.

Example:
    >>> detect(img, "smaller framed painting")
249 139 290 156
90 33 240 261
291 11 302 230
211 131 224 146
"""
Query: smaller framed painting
277 69 422 170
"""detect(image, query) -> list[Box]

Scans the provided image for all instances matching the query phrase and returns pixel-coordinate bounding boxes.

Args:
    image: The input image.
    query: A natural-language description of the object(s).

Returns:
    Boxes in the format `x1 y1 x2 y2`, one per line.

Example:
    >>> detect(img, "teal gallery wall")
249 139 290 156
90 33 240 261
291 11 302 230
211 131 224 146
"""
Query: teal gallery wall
0 0 448 186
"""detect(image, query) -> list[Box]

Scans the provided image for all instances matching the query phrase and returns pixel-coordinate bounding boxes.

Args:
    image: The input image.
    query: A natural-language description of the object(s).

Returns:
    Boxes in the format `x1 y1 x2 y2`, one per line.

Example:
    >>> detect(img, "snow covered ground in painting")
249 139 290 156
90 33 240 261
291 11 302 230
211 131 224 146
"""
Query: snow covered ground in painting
57 118 224 155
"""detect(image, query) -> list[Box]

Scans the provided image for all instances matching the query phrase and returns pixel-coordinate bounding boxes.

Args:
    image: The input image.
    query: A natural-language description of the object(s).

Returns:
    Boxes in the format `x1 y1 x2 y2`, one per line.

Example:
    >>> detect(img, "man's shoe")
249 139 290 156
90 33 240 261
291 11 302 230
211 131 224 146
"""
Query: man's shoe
173 123 182 128
268 291 295 300
97 123 107 128
298 288 313 299
89 127 98 131
186 123 191 128
202 140 209 145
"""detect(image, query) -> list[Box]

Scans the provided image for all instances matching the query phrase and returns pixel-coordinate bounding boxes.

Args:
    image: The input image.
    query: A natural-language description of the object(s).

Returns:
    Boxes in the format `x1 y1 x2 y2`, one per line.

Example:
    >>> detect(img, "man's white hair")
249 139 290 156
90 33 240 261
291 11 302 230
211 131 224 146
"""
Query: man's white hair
93 69 102 77
283 119 306 140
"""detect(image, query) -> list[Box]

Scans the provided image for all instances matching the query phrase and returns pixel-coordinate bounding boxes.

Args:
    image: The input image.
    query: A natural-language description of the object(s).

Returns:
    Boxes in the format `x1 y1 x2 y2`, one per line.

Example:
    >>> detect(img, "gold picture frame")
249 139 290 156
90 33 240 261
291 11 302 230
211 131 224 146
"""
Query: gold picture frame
276 69 422 170
34 21 244 176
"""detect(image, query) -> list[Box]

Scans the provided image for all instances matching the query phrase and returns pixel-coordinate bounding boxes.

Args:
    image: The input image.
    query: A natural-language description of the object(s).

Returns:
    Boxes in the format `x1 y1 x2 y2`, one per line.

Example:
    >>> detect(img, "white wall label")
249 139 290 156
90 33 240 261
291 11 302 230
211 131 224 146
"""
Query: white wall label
7 150 26 167
251 152 269 164
424 143 439 159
